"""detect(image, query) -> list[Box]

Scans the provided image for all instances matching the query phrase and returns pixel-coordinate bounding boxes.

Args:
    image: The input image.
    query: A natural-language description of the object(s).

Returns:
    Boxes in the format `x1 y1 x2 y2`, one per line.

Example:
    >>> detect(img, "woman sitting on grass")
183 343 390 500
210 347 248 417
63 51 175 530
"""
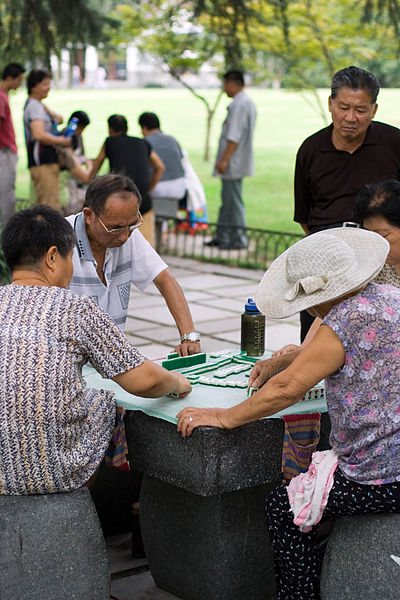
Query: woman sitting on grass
0 205 190 495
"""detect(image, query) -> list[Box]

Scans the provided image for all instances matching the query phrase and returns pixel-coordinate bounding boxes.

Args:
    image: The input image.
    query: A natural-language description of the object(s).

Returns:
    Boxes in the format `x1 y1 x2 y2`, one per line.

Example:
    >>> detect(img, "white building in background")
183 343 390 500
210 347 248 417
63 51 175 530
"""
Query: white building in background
84 45 99 88
51 43 221 89
50 49 72 88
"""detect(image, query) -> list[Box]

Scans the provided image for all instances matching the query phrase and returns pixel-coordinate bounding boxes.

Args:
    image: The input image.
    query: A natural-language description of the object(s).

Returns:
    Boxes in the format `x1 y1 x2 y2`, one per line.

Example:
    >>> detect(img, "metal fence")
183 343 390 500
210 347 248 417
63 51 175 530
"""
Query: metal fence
155 216 304 269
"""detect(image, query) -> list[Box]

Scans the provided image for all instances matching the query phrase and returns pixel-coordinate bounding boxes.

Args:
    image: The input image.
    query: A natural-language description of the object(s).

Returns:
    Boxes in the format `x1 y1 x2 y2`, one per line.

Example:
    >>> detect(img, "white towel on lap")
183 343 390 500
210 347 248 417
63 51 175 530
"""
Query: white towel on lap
287 449 339 532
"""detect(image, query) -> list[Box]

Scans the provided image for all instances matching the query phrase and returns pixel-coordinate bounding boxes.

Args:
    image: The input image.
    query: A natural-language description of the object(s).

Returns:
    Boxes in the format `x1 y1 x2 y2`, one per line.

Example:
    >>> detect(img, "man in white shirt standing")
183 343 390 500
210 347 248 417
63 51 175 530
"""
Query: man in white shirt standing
67 173 201 356
207 70 257 250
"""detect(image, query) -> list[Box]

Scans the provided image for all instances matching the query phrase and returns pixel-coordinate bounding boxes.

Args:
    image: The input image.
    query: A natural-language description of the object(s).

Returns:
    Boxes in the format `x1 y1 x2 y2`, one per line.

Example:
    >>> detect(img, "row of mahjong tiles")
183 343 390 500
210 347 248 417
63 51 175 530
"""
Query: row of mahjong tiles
162 349 325 401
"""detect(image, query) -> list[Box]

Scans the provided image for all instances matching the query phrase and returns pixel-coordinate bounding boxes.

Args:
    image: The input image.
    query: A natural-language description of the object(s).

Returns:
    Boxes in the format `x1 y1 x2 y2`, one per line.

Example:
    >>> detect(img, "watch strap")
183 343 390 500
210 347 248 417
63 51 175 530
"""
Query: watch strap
180 331 201 343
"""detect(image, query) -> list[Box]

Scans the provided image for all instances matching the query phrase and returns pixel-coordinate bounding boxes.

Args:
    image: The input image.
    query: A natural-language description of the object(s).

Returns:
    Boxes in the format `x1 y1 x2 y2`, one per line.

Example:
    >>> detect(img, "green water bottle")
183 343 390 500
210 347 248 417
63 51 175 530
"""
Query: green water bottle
241 298 265 356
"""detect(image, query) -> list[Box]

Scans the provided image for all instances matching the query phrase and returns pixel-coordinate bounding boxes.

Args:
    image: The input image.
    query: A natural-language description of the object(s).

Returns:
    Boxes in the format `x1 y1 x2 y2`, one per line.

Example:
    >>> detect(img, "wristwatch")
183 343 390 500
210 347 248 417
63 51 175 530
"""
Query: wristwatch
180 331 201 343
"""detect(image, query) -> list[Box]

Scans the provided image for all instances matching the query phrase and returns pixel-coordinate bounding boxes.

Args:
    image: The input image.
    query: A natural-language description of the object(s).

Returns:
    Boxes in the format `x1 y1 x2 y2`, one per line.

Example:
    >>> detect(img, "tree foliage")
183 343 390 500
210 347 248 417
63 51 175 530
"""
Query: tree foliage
111 0 275 159
241 0 400 120
0 0 117 68
112 1 227 160
110 0 400 149
191 0 269 69
362 0 400 35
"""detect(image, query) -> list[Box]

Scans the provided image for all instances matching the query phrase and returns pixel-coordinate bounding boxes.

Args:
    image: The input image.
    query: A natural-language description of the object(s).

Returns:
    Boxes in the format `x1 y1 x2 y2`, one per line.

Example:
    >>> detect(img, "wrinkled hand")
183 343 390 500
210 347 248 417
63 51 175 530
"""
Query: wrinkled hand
172 373 192 398
176 406 228 437
248 357 284 389
272 344 301 357
174 341 201 357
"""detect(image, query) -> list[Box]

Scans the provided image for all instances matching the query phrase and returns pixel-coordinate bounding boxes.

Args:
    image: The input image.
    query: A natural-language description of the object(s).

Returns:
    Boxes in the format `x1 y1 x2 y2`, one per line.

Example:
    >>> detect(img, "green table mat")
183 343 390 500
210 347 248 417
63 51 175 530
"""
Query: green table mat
83 350 327 425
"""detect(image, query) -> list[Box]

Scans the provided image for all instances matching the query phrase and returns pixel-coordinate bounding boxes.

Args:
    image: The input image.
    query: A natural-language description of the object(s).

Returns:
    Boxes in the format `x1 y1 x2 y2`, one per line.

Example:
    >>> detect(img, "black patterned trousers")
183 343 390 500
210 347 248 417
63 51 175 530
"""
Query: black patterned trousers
265 468 400 600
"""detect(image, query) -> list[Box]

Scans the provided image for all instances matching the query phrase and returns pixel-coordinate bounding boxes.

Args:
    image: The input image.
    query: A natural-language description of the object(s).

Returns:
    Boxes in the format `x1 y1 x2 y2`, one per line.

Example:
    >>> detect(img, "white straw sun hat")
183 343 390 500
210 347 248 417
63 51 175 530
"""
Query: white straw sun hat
255 227 389 319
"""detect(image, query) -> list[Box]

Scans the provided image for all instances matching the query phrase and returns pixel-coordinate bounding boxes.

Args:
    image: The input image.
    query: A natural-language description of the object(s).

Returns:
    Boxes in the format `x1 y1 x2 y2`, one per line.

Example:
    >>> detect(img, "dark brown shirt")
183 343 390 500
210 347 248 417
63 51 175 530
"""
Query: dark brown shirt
294 122 400 229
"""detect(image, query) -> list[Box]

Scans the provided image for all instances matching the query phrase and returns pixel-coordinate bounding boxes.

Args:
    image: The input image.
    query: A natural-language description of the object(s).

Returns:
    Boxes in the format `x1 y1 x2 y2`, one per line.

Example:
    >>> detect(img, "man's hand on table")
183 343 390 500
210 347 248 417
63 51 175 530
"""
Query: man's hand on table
174 340 201 357
176 406 230 438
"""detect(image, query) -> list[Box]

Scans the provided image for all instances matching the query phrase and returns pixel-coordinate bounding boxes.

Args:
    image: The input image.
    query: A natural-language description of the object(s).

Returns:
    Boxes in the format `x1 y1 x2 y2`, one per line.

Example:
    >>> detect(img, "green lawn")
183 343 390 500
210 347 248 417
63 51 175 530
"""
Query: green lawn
11 87 400 233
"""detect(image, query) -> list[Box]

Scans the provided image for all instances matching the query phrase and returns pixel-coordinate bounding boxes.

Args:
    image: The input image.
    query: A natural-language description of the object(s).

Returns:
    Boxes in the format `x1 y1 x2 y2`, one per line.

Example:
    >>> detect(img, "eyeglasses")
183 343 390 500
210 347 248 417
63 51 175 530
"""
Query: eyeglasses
95 211 143 235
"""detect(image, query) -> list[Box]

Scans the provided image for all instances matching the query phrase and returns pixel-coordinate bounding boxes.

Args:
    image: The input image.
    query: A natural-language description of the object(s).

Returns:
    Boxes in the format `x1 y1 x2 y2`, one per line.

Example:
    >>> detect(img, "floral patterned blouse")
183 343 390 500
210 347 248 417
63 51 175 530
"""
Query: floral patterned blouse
323 282 400 485
0 285 145 495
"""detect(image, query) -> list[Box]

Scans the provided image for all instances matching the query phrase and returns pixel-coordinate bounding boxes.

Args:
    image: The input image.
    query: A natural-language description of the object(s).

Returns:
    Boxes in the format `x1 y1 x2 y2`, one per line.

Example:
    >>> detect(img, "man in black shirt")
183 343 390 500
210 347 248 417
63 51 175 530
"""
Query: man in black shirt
295 66 400 236
91 114 164 246
294 65 400 339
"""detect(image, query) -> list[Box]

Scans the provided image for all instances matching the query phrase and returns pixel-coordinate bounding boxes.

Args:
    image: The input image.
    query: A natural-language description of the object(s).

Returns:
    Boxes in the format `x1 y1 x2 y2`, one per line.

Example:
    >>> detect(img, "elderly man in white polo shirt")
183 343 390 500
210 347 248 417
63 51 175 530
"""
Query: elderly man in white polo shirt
67 173 201 356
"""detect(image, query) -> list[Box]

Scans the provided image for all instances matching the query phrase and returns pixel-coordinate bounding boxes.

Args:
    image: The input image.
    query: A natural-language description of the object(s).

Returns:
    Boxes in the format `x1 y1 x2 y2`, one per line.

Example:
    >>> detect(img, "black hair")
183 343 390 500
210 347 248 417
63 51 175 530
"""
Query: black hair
27 69 51 95
69 110 90 128
107 114 128 134
353 180 400 228
223 70 244 86
2 63 25 80
331 66 380 104
84 174 142 214
1 205 76 271
138 112 160 130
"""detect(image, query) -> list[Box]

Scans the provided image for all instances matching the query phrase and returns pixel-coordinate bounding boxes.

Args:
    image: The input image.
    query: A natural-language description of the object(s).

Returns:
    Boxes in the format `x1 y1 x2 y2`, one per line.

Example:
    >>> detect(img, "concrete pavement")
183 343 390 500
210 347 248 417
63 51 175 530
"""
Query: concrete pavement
123 255 300 359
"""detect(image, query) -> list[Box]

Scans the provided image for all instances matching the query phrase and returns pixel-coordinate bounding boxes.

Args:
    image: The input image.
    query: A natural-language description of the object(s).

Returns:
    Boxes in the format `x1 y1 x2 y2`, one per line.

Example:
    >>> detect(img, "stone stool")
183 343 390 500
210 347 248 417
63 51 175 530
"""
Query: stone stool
0 486 110 600
321 513 400 600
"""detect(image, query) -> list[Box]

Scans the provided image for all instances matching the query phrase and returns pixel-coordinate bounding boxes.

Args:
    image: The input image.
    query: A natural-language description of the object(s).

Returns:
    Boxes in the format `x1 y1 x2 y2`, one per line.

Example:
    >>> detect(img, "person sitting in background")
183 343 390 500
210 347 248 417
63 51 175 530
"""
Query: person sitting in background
0 205 191 495
60 110 92 216
66 173 201 356
139 111 209 235
23 69 71 211
177 227 400 600
90 114 165 246
138 111 186 201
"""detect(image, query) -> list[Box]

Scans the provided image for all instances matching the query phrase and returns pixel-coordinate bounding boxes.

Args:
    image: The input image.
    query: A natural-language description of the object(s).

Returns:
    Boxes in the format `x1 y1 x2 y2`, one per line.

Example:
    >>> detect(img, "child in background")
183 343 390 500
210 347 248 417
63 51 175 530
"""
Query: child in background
60 110 92 215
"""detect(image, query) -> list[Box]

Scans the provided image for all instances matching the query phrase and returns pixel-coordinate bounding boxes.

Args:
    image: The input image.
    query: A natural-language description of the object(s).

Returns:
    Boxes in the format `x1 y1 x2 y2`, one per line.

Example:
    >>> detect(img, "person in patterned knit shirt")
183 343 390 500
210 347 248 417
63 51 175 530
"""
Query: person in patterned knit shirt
0 205 191 495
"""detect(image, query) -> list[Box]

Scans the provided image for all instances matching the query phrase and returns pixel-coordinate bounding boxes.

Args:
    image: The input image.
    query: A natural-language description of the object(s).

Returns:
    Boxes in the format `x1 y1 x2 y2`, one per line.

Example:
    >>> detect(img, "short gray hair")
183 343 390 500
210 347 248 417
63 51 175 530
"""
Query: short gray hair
331 66 380 104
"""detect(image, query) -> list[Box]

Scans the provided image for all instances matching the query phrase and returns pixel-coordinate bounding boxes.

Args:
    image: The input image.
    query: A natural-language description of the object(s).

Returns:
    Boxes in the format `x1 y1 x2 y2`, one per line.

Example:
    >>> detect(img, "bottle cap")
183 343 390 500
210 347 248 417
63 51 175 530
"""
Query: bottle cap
244 298 261 313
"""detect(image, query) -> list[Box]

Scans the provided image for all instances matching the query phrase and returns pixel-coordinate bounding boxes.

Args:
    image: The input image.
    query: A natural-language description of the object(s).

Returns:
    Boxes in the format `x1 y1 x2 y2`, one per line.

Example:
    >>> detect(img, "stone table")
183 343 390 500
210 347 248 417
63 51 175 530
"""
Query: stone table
84 355 330 600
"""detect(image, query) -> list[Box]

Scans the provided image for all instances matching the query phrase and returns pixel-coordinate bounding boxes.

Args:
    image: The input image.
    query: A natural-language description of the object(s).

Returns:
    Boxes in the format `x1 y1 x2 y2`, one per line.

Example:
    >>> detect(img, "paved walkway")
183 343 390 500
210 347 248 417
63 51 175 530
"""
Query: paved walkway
107 254 299 599
123 255 300 359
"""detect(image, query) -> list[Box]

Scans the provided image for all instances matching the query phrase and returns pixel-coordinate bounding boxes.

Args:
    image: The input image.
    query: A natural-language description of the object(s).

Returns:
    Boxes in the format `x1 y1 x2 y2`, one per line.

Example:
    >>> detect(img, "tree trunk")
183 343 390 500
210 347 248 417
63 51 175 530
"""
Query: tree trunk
169 68 223 161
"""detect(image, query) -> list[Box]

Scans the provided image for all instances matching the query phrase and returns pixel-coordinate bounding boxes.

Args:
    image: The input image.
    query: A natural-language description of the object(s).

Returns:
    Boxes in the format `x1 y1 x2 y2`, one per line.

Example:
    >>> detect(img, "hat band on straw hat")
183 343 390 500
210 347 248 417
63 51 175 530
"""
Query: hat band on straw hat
285 274 328 301
255 228 390 319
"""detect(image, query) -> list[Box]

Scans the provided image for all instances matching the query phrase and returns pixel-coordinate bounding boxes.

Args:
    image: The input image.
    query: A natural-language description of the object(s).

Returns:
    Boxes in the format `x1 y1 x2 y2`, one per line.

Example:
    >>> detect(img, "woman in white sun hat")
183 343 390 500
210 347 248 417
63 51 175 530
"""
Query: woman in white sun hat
177 226 400 599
